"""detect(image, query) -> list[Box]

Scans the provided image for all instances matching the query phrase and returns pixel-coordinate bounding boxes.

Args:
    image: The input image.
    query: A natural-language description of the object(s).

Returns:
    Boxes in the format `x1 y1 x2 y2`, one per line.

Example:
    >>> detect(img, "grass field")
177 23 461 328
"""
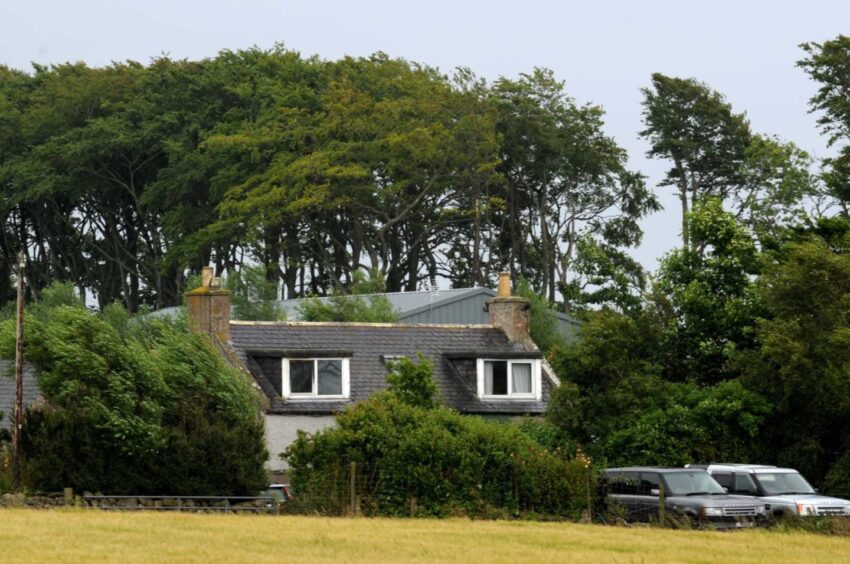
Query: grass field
0 510 848 563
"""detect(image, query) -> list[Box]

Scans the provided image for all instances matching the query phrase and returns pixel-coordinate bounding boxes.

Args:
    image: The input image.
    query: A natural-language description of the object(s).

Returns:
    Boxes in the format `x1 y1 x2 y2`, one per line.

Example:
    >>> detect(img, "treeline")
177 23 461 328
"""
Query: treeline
0 46 662 311
513 36 850 491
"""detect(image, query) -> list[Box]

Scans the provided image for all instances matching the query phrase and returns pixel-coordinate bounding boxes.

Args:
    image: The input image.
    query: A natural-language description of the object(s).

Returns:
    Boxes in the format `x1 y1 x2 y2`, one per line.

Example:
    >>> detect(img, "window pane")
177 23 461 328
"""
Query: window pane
317 360 343 395
713 473 732 489
734 474 758 494
511 363 532 394
640 472 661 495
484 361 507 395
289 360 313 394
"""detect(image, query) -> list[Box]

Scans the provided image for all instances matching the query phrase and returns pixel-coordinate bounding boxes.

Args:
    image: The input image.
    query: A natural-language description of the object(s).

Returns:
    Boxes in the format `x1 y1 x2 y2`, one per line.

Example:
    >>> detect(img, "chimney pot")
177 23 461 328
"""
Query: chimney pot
201 266 214 288
497 272 511 298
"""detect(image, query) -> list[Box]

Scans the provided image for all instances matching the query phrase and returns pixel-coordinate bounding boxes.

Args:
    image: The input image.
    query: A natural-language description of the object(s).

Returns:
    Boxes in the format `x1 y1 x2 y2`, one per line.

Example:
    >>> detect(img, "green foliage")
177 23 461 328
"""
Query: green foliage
225 263 285 321
0 47 654 316
514 278 566 352
298 270 399 322
385 354 438 409
822 451 850 498
641 72 751 247
655 200 763 384
0 300 268 495
738 231 850 484
546 309 665 447
284 393 591 518
799 35 850 213
492 68 658 305
603 381 770 467
547 305 770 468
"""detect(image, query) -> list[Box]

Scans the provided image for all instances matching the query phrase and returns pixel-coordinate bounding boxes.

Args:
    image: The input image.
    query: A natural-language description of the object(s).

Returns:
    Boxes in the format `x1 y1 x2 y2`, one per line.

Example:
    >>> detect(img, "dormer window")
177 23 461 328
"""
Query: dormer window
282 358 350 399
476 358 541 400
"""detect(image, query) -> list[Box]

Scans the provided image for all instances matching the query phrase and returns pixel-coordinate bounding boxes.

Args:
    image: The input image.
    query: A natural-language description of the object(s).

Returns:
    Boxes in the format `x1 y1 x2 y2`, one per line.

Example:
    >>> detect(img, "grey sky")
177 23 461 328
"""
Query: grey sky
2 0 848 270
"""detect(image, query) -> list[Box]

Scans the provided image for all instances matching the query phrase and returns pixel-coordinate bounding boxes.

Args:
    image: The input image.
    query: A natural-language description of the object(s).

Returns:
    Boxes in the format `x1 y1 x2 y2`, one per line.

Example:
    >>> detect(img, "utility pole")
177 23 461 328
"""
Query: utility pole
12 252 25 485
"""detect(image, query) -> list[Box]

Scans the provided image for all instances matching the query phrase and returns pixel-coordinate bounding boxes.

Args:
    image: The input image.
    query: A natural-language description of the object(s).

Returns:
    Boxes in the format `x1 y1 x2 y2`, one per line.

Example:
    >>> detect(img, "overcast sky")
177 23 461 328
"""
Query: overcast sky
2 0 848 270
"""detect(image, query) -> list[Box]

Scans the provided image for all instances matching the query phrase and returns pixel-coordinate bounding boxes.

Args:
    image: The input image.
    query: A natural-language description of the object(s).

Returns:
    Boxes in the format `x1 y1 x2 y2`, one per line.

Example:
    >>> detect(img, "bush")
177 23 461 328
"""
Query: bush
0 292 268 495
284 393 592 518
385 354 438 409
602 380 770 466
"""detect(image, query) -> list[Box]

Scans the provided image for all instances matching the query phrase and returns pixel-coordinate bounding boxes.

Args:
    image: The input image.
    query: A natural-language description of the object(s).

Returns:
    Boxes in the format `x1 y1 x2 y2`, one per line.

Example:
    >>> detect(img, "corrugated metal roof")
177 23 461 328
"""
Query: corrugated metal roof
277 287 487 320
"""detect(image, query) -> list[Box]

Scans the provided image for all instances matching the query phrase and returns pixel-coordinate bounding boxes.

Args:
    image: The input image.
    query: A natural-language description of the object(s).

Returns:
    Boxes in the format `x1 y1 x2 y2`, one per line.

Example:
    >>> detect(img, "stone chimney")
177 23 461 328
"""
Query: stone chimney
487 272 532 348
185 266 231 342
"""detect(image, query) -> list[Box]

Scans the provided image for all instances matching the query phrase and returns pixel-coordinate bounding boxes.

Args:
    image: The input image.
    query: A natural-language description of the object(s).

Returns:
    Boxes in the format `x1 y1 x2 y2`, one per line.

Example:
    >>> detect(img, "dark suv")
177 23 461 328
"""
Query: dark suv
604 467 766 528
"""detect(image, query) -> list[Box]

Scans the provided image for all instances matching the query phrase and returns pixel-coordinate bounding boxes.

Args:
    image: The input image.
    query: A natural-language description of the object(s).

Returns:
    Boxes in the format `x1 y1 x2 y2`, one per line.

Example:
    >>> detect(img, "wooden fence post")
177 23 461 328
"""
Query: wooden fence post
349 461 356 516
658 484 667 525
64 488 74 507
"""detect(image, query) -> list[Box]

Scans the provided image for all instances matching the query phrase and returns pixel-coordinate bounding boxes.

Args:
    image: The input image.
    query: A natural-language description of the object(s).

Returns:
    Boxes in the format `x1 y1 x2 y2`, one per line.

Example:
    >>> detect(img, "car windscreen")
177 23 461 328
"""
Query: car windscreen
663 471 726 495
753 472 815 495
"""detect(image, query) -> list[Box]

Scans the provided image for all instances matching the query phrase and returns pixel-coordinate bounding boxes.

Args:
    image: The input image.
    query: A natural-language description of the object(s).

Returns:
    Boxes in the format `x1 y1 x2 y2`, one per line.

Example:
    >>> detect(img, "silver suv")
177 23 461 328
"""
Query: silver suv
691 464 850 517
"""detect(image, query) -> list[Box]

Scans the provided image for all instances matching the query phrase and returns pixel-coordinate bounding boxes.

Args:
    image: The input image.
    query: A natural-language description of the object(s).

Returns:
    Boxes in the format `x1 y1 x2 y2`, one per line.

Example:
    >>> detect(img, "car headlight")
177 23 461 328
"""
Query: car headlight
755 506 766 515
703 507 724 517
845 506 850 516
796 503 814 515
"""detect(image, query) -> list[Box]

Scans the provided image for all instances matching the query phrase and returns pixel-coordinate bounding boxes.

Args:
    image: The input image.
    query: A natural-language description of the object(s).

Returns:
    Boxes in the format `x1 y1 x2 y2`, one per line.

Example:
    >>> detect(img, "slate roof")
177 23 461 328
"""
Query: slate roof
228 321 552 415
0 360 40 431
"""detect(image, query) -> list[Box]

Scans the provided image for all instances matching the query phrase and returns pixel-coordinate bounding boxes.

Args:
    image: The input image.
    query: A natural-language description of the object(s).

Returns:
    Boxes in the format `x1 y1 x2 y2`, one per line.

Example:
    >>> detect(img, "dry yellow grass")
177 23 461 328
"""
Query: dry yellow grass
0 509 848 563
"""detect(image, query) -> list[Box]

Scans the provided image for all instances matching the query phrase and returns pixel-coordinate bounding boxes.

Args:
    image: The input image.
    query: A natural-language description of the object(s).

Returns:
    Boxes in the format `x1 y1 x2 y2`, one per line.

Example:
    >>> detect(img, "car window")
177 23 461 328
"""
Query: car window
733 473 759 494
712 472 732 489
608 471 640 494
662 471 726 495
754 472 815 495
639 472 661 495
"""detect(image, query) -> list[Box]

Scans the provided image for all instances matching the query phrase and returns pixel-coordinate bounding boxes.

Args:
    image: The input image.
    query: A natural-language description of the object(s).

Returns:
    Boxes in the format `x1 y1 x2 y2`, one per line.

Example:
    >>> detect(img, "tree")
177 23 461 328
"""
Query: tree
514 278 567 352
493 69 658 304
298 269 399 322
738 229 850 484
654 200 762 384
603 380 769 467
641 73 751 248
799 35 850 215
546 309 666 451
225 263 285 321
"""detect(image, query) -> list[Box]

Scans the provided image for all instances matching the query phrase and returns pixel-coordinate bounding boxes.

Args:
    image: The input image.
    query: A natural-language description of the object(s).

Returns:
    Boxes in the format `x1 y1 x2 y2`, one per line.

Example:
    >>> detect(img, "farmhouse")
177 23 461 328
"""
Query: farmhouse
185 269 560 472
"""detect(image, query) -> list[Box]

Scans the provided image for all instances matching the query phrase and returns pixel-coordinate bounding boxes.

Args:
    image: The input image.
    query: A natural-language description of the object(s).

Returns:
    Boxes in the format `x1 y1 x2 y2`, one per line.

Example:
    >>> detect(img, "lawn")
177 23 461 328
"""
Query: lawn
0 510 848 563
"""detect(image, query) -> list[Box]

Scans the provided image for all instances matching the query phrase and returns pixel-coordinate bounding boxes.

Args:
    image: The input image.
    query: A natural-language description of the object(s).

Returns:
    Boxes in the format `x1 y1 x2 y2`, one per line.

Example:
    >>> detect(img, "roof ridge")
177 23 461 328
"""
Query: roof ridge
230 320 498 329
275 286 486 303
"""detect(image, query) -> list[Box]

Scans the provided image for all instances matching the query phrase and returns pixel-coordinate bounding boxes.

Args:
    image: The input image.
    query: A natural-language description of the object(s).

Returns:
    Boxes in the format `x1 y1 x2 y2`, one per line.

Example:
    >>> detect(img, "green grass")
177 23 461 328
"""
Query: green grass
0 509 848 562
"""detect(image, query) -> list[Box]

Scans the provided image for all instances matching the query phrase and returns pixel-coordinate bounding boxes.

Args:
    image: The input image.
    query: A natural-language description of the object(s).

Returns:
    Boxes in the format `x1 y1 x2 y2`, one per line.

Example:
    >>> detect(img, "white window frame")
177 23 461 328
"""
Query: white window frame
282 358 350 400
476 358 542 400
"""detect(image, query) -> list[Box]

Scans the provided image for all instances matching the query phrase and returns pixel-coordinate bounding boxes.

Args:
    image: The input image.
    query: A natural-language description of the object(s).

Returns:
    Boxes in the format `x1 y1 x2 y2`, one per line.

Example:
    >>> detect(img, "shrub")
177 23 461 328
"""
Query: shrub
385 354 438 409
0 295 268 495
284 393 592 518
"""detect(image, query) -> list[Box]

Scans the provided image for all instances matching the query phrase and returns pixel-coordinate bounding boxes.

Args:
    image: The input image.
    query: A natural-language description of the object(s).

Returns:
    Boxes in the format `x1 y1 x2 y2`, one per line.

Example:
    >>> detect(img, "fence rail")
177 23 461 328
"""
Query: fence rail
82 494 281 514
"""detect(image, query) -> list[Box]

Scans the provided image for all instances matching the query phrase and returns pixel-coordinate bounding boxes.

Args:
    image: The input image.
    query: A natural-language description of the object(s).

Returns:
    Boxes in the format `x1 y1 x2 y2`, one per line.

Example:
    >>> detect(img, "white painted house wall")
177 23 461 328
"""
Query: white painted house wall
264 414 336 470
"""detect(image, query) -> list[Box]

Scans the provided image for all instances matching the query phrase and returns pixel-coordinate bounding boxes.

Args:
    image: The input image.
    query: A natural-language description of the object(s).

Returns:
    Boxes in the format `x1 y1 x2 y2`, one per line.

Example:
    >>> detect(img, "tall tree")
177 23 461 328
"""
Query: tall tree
799 35 850 215
493 69 658 306
640 73 751 249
